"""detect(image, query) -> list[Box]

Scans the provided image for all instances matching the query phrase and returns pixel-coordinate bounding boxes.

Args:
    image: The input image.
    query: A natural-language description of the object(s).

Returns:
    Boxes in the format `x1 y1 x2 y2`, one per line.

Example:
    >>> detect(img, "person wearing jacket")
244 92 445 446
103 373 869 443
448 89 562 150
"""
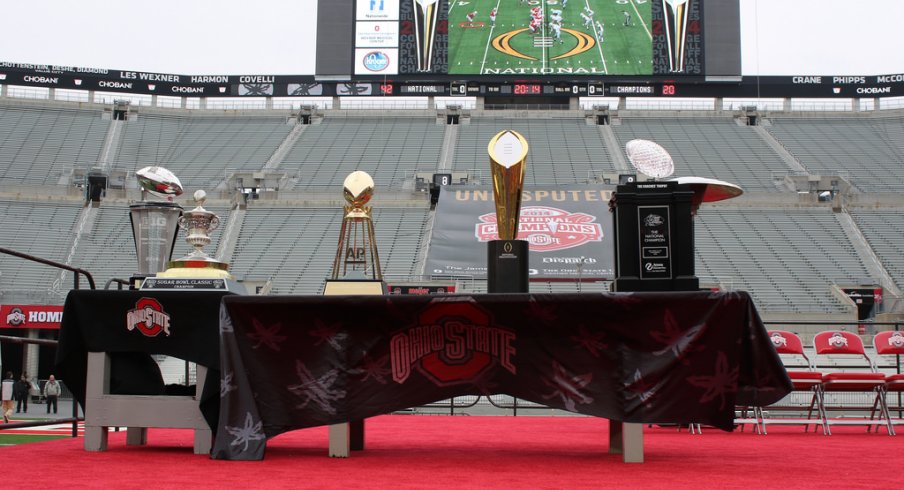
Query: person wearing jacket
14 374 30 413
43 374 62 414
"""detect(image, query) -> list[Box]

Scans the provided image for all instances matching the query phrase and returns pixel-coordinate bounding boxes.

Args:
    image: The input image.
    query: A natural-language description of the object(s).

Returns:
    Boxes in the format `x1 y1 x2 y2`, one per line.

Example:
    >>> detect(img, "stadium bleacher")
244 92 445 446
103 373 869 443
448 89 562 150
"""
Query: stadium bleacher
1 94 903 324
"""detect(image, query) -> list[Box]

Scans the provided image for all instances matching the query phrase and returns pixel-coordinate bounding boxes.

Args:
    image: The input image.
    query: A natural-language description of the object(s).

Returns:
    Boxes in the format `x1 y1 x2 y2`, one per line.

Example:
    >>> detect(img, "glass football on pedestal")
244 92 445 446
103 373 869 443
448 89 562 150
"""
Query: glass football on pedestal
625 139 675 179
624 139 743 214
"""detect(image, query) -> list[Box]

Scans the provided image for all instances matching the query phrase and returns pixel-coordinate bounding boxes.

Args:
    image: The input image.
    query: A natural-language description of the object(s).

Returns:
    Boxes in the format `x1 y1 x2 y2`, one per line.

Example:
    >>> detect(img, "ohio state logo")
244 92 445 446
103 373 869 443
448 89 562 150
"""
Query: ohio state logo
6 307 26 326
827 332 848 348
390 300 516 387
475 206 603 252
888 332 904 348
126 297 172 337
770 332 787 348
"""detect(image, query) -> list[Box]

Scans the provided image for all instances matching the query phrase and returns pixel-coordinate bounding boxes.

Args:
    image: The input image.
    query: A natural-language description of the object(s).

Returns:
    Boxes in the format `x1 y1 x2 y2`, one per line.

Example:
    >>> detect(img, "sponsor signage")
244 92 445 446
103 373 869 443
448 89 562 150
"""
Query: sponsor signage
425 184 615 280
1 62 904 98
354 48 399 74
840 287 883 321
638 205 672 280
1 304 64 329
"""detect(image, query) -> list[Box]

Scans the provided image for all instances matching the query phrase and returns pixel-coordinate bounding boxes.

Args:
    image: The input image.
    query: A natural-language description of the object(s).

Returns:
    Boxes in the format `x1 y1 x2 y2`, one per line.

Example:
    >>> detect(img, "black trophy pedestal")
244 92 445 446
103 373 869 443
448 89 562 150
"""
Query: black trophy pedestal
487 240 529 293
611 181 699 293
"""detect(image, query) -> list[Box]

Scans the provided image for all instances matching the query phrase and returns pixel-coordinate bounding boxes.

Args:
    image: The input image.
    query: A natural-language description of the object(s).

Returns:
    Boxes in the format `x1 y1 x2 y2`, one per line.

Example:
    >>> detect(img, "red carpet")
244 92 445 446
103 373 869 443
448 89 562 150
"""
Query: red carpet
2 415 900 489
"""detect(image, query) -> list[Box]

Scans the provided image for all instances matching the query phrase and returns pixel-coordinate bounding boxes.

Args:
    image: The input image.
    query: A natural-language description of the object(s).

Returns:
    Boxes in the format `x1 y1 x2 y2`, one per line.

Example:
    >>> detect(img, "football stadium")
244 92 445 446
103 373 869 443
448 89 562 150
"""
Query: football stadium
1 0 903 487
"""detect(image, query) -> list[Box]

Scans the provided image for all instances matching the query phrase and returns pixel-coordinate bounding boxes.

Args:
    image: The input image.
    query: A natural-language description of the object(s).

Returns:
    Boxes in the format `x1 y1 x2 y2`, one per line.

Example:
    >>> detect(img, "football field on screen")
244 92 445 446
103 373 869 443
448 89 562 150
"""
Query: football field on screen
447 0 652 75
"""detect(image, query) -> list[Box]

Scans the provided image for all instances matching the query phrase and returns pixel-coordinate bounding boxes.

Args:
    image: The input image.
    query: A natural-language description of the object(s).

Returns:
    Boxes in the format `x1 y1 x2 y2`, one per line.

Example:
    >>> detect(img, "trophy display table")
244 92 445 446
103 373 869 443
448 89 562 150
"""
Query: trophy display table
211 292 792 462
56 289 229 454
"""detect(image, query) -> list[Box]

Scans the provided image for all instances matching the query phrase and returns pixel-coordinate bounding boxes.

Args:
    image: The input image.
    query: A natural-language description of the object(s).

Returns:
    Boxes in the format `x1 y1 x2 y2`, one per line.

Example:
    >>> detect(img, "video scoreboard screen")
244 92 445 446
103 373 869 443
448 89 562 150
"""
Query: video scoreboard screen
354 0 704 77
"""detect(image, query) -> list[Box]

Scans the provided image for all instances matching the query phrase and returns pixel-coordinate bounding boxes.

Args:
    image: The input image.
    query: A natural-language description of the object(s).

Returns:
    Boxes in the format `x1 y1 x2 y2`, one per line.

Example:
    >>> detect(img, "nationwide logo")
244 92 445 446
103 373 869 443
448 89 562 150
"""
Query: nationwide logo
6 307 26 326
389 300 516 386
126 297 172 337
363 51 390 72
475 206 603 252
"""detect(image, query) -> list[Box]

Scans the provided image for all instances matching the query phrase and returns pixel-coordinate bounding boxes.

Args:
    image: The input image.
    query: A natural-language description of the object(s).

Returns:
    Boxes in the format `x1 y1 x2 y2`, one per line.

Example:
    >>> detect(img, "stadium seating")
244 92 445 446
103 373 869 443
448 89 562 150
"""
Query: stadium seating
0 105 107 185
611 117 794 192
453 117 615 185
0 98 901 318
694 208 871 313
766 117 904 193
278 117 444 189
114 113 292 190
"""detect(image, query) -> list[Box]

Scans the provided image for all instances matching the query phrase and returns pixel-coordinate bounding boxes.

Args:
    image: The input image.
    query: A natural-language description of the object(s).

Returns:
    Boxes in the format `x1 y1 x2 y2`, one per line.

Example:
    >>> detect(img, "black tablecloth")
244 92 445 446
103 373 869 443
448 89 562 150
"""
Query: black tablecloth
55 289 230 427
211 291 792 460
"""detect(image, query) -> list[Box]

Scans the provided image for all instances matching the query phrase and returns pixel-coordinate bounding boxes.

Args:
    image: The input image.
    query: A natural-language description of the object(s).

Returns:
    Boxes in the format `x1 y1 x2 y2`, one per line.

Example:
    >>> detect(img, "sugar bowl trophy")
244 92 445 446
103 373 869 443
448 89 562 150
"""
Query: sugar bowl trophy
323 170 387 295
139 189 244 293
487 130 529 293
129 166 184 288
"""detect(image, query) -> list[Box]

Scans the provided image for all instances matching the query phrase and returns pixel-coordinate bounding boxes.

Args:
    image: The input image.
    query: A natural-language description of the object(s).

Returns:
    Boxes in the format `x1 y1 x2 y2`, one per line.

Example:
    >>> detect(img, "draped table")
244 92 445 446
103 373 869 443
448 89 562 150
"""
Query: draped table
211 291 792 461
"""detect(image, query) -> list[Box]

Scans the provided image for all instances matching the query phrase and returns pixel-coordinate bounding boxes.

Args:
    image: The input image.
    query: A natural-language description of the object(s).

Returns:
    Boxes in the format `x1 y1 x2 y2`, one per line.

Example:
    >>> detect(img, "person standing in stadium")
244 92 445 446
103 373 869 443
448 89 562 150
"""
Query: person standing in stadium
43 374 61 414
490 7 496 27
466 10 478 26
1 372 15 422
14 374 29 413
623 10 632 26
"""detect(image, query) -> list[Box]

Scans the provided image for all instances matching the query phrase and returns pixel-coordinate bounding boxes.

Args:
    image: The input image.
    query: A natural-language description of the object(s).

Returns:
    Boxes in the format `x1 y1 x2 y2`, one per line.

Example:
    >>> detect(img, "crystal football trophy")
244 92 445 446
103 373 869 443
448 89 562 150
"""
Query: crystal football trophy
487 130 529 293
129 166 184 287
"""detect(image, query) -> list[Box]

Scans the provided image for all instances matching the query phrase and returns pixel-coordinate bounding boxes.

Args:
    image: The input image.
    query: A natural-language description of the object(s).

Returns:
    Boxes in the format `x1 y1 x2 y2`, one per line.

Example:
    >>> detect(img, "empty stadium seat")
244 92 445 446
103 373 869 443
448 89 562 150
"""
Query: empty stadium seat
872 331 904 434
757 330 828 434
813 330 893 435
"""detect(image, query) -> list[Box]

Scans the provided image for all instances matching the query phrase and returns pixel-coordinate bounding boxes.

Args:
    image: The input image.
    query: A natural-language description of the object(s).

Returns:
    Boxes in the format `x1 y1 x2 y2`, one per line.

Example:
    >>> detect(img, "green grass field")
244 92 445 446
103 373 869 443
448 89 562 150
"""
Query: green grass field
0 433 69 446
448 0 652 75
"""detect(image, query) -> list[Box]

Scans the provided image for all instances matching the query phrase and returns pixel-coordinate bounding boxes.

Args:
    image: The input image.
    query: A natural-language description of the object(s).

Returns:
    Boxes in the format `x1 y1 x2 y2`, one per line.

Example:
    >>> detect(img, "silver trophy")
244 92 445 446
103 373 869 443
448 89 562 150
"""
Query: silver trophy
130 166 184 277
163 189 230 275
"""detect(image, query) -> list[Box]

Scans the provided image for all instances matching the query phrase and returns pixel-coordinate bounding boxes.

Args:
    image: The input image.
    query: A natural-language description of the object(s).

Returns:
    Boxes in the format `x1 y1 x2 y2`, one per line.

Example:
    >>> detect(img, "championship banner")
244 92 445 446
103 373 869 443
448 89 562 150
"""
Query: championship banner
425 184 615 280
1 304 64 329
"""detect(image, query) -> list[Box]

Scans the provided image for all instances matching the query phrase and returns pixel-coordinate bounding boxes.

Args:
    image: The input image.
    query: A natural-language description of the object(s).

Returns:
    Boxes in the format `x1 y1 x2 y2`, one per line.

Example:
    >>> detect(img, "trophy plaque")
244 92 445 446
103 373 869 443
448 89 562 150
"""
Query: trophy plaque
487 130 529 293
129 166 184 287
140 189 245 293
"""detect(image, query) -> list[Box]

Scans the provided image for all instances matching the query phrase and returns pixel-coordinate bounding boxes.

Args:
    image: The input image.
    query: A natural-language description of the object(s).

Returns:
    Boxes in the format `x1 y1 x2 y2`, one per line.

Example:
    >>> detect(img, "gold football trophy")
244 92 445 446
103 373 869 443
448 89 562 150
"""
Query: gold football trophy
487 130 529 293
324 170 386 295
324 171 385 458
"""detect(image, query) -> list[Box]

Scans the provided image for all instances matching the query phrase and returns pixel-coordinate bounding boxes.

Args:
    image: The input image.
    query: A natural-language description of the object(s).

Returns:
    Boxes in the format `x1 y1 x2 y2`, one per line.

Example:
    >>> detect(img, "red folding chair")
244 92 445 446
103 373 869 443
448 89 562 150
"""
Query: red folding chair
872 331 904 434
813 330 893 435
757 331 828 434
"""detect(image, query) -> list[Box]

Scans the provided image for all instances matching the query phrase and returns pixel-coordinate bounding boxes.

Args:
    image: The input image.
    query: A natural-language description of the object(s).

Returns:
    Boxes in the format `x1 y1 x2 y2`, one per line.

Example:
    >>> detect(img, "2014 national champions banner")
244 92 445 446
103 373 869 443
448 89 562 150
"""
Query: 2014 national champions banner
425 184 615 281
